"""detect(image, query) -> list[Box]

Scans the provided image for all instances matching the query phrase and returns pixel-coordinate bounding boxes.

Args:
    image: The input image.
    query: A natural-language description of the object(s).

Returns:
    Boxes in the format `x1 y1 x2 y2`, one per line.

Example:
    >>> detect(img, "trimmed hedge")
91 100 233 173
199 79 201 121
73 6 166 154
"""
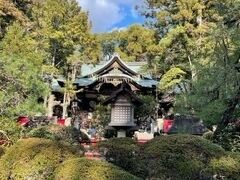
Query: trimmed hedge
99 135 229 179
98 137 145 177
54 158 141 180
140 135 226 179
0 138 83 179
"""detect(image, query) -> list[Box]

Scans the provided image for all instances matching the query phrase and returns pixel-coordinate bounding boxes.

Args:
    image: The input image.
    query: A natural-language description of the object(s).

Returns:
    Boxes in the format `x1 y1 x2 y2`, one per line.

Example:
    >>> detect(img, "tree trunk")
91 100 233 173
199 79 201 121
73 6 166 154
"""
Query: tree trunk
187 55 197 82
71 65 77 82
52 45 56 66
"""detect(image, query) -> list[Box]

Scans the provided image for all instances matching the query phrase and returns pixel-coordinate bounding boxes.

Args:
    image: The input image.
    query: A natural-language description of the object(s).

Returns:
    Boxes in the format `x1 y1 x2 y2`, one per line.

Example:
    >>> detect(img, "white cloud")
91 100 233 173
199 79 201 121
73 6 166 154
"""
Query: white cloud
114 0 140 5
110 26 128 32
77 0 143 32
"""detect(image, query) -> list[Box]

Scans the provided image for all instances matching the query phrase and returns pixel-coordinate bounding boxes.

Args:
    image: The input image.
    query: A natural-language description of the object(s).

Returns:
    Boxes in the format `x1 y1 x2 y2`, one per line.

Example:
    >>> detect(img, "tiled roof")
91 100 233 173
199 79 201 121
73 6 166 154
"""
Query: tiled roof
52 55 159 90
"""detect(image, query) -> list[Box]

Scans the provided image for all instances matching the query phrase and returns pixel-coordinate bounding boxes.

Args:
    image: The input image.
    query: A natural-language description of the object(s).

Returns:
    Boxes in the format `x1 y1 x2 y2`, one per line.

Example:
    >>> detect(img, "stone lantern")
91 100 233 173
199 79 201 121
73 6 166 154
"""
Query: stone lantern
103 86 142 137
109 95 135 127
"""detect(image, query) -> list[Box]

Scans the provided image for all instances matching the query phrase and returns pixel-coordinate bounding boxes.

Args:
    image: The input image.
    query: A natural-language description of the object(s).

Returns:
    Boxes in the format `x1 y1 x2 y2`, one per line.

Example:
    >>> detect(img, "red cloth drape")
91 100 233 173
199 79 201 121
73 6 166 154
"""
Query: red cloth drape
163 119 174 133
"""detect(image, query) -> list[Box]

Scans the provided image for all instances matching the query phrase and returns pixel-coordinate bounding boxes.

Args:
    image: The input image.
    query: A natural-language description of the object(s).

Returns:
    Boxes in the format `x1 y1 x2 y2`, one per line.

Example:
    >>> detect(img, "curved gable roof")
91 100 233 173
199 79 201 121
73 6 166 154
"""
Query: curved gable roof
74 55 159 88
83 55 139 78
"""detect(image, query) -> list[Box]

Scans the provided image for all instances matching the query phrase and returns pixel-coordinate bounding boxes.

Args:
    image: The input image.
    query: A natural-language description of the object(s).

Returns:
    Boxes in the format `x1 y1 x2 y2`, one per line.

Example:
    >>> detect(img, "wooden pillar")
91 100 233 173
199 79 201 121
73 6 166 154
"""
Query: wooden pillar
47 94 55 117
47 94 61 118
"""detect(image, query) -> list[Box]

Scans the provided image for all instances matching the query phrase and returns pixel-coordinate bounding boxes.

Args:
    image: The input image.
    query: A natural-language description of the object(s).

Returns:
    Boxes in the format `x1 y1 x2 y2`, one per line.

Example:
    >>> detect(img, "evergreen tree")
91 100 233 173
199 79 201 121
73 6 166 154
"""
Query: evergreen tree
140 0 240 135
29 0 100 118
0 0 32 38
176 4 240 130
0 0 99 118
116 24 156 62
0 23 48 117
98 24 156 62
31 0 99 71
140 0 221 78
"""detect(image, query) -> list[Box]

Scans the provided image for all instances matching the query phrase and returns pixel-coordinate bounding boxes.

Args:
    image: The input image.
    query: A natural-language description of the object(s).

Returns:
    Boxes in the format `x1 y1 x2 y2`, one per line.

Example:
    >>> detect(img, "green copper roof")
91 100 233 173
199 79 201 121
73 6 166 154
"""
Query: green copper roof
52 56 158 90
51 78 62 92
81 61 148 77
76 56 158 88
81 64 104 77
74 77 96 87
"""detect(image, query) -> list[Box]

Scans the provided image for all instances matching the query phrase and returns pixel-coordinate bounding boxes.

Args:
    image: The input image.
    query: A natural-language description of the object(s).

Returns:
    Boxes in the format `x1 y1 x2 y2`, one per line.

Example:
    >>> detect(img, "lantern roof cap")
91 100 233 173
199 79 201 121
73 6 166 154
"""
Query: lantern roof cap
103 83 143 105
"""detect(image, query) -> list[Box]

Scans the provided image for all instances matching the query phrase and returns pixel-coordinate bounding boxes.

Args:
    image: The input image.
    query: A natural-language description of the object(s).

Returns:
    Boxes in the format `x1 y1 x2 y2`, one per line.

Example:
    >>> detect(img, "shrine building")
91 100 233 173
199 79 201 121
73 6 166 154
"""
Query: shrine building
51 55 158 137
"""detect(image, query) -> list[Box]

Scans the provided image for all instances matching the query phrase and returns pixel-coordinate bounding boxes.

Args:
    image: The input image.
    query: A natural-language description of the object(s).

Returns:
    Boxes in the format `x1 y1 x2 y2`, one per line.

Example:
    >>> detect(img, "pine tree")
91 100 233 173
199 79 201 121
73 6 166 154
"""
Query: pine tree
0 23 48 117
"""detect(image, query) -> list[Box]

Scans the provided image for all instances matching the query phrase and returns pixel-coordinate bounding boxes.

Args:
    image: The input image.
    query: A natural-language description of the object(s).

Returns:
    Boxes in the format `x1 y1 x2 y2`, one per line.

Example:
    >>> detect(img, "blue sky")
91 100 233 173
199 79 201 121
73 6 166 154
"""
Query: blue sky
77 0 144 33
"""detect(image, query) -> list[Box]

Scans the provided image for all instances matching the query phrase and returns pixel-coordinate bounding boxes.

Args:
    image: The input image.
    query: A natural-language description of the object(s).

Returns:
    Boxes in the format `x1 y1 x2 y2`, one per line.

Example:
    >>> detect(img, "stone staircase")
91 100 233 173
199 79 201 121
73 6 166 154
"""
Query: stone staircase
82 138 102 160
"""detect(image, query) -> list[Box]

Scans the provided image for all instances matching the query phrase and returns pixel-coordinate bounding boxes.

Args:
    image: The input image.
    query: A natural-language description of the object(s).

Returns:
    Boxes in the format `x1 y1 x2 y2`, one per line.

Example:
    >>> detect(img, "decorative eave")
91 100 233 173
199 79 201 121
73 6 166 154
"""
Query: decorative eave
103 84 143 106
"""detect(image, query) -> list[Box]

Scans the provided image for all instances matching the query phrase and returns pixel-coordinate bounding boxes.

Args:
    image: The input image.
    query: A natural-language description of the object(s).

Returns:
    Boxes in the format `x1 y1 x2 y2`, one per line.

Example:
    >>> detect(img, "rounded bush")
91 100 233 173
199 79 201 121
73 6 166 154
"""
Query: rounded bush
54 158 140 180
99 137 137 153
98 138 143 177
0 138 83 179
203 152 240 179
141 135 226 179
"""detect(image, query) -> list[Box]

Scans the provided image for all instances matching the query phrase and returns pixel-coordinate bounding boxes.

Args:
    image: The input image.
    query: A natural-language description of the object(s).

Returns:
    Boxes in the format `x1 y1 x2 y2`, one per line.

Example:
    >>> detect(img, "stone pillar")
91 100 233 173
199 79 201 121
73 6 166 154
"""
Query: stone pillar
117 130 126 137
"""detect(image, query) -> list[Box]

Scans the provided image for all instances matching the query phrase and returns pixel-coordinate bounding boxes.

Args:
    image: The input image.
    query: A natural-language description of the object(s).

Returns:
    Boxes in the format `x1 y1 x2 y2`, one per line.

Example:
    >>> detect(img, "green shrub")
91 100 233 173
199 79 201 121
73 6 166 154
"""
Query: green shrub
54 158 140 180
98 137 144 177
202 152 240 179
0 117 22 143
0 138 83 179
27 126 53 139
99 135 240 180
140 135 226 180
92 104 111 136
26 124 89 145
214 121 240 152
